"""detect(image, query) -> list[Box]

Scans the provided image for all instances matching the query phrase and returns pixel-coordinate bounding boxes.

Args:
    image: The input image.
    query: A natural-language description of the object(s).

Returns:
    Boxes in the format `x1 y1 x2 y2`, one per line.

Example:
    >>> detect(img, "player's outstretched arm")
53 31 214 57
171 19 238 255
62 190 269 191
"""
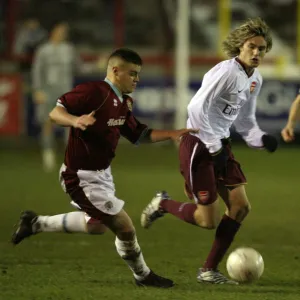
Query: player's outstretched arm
49 106 96 131
148 128 199 143
281 95 300 142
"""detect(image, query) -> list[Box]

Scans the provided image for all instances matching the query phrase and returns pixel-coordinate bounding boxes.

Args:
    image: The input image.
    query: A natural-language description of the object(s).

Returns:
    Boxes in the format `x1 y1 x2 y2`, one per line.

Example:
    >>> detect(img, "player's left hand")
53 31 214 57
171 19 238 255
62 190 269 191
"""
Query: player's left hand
281 125 295 142
262 134 278 153
171 128 199 142
74 111 96 131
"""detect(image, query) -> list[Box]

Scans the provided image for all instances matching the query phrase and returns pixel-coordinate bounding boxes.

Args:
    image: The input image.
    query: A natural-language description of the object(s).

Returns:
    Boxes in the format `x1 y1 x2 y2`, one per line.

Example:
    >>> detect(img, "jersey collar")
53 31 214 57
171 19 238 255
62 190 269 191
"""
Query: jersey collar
235 57 254 78
104 78 123 103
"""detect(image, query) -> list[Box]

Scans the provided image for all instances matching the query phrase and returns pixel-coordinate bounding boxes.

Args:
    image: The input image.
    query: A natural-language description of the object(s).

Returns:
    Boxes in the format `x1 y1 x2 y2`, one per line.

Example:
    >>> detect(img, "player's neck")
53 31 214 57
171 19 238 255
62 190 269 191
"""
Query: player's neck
105 76 123 95
50 39 62 45
235 57 254 77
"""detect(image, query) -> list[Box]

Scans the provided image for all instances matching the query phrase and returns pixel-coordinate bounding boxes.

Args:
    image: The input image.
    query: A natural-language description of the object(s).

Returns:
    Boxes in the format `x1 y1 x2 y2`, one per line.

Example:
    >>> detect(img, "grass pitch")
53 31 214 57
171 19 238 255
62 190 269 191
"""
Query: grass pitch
0 143 299 300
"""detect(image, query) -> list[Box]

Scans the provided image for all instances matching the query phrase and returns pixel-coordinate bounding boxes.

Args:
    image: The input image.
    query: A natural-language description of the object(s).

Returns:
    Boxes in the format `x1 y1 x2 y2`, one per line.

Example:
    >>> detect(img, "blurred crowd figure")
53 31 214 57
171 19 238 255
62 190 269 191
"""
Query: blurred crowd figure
14 18 47 71
31 22 81 172
14 18 47 56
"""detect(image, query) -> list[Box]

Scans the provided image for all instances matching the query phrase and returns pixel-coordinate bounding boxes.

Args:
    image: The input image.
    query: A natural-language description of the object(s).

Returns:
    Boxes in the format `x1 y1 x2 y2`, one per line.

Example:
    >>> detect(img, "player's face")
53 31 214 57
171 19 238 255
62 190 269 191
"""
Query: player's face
238 36 267 68
116 63 141 94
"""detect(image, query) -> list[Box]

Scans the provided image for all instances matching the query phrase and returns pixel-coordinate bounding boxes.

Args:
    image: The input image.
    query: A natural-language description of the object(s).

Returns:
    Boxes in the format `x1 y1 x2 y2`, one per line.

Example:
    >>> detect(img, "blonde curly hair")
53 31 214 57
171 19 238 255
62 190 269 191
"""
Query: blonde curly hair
222 17 272 58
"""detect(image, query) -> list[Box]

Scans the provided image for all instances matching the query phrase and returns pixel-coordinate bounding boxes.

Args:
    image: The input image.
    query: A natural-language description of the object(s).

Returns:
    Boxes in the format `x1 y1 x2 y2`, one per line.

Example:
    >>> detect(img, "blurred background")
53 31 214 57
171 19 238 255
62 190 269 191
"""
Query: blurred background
1 0 300 145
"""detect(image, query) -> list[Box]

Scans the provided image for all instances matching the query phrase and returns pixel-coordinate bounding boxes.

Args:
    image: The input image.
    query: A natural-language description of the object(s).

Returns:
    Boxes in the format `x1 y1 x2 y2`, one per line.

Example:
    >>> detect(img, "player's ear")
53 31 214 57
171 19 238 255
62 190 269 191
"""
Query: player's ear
239 42 246 53
112 66 119 76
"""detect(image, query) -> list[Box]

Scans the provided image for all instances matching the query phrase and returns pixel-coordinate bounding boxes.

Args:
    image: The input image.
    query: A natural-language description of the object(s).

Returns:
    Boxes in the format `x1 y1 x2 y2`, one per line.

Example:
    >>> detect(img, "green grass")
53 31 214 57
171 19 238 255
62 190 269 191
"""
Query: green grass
0 143 299 300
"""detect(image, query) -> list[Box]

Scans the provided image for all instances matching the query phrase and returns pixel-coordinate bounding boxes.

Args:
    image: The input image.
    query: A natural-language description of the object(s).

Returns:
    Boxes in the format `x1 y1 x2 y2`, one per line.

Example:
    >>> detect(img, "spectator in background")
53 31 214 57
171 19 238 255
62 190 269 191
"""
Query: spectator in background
32 22 81 172
14 18 47 70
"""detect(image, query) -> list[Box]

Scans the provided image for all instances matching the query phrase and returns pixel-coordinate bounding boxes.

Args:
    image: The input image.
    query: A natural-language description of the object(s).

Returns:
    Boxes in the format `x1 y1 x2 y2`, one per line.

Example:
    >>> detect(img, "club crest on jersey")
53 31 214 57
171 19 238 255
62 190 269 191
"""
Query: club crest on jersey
107 118 126 126
127 100 133 111
113 99 118 107
250 81 256 93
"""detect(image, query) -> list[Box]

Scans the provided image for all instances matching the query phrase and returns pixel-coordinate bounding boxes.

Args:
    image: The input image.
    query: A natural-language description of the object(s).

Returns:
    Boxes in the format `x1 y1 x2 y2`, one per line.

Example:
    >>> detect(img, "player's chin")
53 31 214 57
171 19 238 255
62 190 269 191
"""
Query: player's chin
127 87 136 93
250 60 260 67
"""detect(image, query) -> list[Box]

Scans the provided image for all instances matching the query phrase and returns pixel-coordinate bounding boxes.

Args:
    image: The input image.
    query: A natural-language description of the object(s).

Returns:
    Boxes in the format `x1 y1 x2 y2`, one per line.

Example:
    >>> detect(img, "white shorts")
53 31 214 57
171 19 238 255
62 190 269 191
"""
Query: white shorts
59 164 125 217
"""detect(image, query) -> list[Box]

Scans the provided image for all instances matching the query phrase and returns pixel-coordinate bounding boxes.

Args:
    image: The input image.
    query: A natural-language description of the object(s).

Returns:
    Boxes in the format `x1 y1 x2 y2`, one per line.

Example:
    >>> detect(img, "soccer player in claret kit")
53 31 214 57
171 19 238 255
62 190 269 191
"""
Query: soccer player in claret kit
12 48 198 288
141 18 278 284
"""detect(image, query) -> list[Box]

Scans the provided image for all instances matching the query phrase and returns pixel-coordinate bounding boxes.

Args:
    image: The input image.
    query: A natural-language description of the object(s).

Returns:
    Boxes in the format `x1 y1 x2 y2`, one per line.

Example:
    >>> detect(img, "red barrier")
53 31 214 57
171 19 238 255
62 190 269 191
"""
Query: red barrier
0 74 22 135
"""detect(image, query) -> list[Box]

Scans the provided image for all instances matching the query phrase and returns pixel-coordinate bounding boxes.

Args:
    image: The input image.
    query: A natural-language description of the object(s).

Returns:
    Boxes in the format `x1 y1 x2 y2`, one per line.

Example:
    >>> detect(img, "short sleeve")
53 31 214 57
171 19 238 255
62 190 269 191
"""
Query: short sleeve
57 83 103 116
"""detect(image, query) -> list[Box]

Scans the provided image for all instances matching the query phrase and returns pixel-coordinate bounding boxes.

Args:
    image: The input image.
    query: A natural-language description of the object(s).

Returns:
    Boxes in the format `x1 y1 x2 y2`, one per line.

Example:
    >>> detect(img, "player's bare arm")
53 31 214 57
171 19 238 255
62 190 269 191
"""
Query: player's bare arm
148 128 199 143
281 95 300 142
49 106 96 130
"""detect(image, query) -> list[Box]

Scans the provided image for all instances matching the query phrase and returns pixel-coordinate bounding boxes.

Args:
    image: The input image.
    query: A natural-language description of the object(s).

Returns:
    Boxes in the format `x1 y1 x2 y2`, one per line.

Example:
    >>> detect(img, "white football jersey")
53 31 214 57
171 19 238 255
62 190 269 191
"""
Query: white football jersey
187 58 265 153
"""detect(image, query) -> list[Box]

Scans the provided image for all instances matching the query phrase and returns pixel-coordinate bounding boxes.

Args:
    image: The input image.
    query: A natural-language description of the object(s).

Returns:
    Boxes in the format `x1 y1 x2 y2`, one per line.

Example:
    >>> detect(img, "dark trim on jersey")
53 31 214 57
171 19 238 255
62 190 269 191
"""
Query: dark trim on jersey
135 127 152 145
94 85 112 113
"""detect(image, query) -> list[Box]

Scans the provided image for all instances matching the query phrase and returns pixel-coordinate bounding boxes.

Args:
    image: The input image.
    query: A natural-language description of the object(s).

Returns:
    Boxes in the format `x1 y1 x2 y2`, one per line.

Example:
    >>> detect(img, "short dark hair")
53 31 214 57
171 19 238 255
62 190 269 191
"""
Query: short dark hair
109 48 143 65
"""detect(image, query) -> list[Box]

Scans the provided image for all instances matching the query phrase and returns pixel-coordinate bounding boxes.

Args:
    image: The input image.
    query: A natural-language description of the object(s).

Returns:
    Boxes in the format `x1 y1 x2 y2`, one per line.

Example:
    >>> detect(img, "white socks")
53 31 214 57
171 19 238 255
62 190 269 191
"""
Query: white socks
36 213 150 280
115 236 150 281
37 212 88 233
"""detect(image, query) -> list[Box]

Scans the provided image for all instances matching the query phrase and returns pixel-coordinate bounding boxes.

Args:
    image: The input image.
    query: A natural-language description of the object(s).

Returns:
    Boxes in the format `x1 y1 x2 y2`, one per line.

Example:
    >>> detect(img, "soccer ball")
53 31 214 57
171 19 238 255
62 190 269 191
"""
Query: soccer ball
226 247 264 283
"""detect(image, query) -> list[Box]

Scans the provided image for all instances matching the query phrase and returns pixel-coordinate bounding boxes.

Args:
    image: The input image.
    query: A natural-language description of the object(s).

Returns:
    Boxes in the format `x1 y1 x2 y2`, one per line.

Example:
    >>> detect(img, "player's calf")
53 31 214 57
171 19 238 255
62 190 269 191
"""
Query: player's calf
115 235 154 284
225 185 251 223
86 217 107 234
193 199 220 229
227 203 251 223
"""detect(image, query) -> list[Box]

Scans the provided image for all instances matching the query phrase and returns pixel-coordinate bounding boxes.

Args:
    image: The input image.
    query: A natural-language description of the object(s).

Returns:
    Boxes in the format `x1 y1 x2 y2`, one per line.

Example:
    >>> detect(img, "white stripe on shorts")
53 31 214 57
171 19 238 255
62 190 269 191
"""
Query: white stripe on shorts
189 143 199 204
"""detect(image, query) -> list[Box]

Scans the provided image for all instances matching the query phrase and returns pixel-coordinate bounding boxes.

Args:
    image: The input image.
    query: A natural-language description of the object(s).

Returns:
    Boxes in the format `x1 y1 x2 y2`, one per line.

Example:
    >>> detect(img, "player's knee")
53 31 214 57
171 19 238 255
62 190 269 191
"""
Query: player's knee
87 223 107 235
193 197 219 229
241 202 251 217
194 209 218 229
196 219 218 229
237 202 251 216
230 202 251 222
116 217 136 240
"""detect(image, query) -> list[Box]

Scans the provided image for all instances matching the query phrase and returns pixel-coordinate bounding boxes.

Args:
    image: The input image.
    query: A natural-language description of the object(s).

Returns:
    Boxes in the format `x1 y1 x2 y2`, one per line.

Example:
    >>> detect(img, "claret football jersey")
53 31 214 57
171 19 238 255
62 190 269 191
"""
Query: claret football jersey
57 79 148 170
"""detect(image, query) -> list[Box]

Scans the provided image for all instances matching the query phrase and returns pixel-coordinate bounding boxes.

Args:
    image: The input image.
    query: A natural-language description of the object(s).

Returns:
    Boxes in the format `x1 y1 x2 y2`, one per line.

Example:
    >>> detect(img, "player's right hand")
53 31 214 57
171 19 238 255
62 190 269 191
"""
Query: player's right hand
171 128 199 142
281 125 294 143
33 90 47 104
73 111 96 131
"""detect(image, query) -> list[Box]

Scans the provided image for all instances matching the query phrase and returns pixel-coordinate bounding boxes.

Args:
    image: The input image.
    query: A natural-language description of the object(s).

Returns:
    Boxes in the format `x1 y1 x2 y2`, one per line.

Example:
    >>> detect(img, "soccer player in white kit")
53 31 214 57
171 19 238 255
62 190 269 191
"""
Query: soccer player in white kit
141 18 278 284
